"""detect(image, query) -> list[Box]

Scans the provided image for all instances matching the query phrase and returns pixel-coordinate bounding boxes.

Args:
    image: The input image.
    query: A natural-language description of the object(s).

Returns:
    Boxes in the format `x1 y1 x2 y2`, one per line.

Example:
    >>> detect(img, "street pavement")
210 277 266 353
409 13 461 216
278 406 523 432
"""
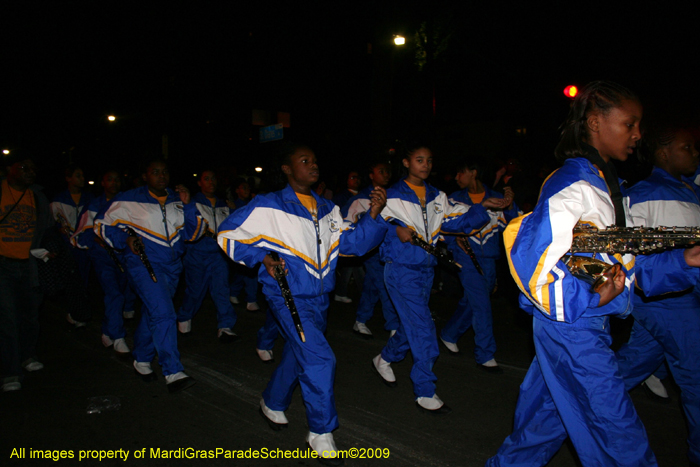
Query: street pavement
1 272 689 466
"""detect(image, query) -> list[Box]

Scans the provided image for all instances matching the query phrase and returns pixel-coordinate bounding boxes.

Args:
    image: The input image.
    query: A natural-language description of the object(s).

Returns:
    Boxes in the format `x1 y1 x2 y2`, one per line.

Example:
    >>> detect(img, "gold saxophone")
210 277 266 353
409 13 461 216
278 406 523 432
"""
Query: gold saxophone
562 224 700 291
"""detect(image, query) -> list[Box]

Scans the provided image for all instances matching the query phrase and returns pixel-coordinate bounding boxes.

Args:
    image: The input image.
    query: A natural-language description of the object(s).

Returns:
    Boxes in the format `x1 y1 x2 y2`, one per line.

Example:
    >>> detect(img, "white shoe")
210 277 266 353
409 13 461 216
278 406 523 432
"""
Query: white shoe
260 398 288 425
307 432 342 464
23 359 44 372
482 358 498 367
334 295 352 304
101 334 114 347
2 381 21 392
133 360 153 376
178 320 191 334
122 310 135 319
113 338 130 354
389 329 397 338
353 321 372 336
416 394 451 414
229 296 239 305
165 372 195 393
246 302 260 311
67 313 86 328
372 354 396 387
217 328 238 343
643 374 669 399
256 349 274 362
440 337 459 354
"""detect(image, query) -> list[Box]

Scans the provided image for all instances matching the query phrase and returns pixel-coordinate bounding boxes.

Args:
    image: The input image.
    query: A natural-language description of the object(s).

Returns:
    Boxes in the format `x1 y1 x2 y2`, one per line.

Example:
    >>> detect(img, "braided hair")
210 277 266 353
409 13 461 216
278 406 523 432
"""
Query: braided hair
554 81 640 162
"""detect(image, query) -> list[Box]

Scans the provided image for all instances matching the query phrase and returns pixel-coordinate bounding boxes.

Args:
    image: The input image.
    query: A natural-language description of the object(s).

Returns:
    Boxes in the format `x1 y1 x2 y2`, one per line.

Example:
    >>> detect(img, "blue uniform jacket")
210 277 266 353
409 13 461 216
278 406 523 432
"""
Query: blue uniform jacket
628 166 700 297
51 189 95 234
217 184 388 299
186 192 230 255
505 157 698 324
72 194 111 250
94 185 208 264
379 178 490 267
445 185 520 259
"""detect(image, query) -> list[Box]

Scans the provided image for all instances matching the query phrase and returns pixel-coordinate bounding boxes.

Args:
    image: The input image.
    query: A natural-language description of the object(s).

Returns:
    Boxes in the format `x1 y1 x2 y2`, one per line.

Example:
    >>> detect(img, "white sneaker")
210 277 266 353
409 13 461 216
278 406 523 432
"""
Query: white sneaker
165 372 195 393
256 349 274 362
122 310 135 319
643 374 669 398
229 296 240 305
246 302 260 311
307 432 342 464
217 328 238 343
416 394 451 414
67 313 86 328
101 334 114 347
113 338 130 354
2 381 21 392
334 295 352 304
353 321 372 336
133 360 153 376
440 337 459 354
178 320 191 334
372 354 396 387
260 398 288 425
23 359 44 372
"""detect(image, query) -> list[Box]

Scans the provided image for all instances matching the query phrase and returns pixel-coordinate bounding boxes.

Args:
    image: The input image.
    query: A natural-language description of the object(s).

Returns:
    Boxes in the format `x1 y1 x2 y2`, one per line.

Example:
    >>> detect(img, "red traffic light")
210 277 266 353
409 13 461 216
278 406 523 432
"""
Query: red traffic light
563 85 578 99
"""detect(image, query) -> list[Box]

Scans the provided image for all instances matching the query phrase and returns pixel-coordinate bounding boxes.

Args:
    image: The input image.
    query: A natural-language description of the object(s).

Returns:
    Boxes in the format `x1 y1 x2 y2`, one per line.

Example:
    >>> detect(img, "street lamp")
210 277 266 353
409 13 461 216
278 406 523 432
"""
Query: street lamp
393 35 405 46
107 115 116 122
255 167 263 173
2 149 9 155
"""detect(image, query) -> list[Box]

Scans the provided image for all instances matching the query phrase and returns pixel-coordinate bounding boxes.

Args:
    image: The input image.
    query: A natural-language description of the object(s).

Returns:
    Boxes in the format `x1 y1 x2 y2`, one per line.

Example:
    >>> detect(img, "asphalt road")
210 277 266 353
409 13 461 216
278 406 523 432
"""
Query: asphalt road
1 270 689 466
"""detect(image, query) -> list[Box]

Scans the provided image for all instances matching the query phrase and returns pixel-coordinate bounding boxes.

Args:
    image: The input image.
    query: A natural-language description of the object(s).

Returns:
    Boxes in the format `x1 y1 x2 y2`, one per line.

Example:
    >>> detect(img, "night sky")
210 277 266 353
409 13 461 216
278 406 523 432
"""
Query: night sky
2 1 699 194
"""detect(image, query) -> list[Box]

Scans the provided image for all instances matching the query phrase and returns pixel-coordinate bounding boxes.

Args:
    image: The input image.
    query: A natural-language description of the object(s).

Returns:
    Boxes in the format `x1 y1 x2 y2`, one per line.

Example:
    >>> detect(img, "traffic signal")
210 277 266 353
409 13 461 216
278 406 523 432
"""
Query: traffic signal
563 85 578 99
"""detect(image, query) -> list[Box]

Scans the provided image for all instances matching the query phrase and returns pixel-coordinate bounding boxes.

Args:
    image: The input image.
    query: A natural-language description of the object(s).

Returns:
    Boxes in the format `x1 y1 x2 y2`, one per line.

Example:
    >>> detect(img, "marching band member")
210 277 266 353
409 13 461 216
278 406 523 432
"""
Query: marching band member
94 158 207 393
218 143 387 465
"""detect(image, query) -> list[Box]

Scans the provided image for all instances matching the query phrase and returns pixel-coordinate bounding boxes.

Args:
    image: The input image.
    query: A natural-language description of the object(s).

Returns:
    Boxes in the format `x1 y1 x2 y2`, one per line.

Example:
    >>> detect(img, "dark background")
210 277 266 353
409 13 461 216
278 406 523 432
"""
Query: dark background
2 1 699 195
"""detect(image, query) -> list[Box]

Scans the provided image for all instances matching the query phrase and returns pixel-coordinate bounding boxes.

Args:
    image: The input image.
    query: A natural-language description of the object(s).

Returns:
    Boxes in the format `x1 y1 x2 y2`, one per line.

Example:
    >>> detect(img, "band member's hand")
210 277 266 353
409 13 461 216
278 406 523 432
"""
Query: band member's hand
396 226 413 243
502 187 515 208
368 187 387 219
684 246 700 267
175 184 191 204
596 263 626 307
126 235 143 255
263 254 287 278
482 197 507 210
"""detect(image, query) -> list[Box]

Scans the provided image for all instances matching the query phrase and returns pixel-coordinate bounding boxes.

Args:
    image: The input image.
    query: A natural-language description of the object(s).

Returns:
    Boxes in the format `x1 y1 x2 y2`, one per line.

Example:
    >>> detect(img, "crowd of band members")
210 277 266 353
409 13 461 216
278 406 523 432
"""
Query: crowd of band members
2 89 700 465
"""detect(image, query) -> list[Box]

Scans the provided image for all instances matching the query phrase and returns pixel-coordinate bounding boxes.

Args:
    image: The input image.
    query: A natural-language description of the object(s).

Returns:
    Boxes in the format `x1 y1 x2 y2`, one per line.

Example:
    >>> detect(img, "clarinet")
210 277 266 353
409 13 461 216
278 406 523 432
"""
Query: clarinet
411 232 462 269
269 251 306 343
126 228 157 283
456 236 484 275
104 243 125 273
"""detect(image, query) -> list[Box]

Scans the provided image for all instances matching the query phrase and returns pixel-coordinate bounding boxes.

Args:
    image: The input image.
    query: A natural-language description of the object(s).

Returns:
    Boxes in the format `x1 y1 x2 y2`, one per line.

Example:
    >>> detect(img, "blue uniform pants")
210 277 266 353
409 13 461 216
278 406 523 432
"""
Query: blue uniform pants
90 247 131 340
486 316 657 467
178 248 236 329
440 253 497 364
257 308 280 351
262 292 337 434
617 294 700 465
381 262 439 398
126 255 184 376
229 263 258 303
355 255 398 331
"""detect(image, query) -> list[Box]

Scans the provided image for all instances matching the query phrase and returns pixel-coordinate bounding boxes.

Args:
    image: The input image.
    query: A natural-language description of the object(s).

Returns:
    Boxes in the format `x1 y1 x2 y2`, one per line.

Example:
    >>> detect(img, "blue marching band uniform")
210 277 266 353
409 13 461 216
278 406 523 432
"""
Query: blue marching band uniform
487 157 699 467
615 166 700 466
51 189 95 287
441 185 520 364
217 184 387 435
94 186 207 377
72 194 136 342
176 192 237 334
342 185 399 333
378 179 490 400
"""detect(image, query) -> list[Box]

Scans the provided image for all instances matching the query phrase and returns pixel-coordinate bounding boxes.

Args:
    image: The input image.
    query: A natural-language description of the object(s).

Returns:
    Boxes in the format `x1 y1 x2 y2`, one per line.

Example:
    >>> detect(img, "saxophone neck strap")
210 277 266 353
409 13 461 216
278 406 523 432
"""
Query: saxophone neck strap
579 144 626 228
